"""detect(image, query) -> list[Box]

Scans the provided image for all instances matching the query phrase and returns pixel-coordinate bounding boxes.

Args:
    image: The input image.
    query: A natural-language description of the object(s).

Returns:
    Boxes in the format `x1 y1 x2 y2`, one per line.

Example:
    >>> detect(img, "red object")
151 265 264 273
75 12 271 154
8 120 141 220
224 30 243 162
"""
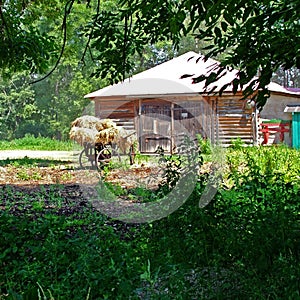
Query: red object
260 123 290 145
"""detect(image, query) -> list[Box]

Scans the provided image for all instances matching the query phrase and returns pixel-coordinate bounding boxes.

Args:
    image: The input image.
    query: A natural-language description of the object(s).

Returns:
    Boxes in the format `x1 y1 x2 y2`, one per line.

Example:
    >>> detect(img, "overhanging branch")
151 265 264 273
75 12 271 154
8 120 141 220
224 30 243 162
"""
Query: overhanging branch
30 0 75 84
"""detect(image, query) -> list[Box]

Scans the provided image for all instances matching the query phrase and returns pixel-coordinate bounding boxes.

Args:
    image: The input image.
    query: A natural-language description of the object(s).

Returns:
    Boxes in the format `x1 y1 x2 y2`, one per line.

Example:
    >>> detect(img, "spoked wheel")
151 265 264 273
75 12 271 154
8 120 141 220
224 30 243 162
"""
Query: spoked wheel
79 145 96 169
96 145 121 169
129 144 135 165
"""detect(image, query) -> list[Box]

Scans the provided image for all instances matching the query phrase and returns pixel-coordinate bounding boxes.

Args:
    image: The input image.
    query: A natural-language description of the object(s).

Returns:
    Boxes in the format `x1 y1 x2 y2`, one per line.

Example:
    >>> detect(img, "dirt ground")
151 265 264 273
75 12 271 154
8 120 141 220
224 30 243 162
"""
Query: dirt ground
0 162 161 187
0 150 209 209
0 150 165 211
0 151 212 223
0 154 166 224
0 150 79 161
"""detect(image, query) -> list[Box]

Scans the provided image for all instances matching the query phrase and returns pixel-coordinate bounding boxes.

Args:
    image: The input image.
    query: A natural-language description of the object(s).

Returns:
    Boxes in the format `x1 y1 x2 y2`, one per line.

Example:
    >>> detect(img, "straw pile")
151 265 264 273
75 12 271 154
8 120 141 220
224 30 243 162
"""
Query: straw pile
70 116 138 151
71 115 104 131
97 119 118 131
70 116 120 145
69 127 98 146
94 126 119 144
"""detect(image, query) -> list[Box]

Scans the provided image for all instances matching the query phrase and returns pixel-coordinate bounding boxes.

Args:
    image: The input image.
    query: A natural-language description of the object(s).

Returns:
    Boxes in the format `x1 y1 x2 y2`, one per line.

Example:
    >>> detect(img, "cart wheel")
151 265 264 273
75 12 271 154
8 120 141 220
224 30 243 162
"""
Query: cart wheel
79 148 96 169
96 145 121 169
129 144 135 165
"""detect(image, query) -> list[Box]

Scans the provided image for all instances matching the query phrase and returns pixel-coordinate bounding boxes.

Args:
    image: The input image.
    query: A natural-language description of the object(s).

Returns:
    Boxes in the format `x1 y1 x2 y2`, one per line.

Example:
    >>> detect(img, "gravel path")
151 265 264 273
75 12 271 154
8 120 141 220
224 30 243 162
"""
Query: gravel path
0 150 80 161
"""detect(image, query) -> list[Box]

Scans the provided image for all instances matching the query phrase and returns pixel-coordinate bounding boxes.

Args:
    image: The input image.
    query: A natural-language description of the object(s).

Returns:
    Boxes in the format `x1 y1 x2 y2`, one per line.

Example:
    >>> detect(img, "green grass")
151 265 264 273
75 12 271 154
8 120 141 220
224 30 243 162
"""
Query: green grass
0 157 72 168
0 146 300 299
0 135 79 151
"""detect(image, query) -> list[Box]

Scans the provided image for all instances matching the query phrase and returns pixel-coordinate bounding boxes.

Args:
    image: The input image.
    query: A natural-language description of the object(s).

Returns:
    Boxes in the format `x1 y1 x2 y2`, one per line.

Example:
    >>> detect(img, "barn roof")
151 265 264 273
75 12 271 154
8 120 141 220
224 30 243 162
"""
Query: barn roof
85 51 300 99
284 104 300 113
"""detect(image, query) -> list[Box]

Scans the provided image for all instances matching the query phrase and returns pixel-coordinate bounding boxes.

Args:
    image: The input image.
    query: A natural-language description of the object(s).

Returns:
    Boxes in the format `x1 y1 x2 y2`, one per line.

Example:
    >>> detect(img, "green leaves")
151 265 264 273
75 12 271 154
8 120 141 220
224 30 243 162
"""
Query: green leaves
221 21 228 32
85 0 300 108
0 146 300 299
1 0 300 119
0 1 59 75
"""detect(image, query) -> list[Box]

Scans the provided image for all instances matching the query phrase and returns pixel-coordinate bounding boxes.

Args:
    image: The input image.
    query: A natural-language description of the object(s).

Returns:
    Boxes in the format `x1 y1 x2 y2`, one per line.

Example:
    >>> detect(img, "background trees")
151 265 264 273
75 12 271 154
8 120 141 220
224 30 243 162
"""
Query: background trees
0 73 35 139
0 1 100 139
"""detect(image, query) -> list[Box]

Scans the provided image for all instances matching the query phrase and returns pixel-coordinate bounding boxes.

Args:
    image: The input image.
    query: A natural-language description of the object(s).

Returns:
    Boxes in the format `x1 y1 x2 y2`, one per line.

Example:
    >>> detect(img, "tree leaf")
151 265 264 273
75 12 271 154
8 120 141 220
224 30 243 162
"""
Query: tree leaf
221 22 228 32
214 27 222 38
180 74 195 79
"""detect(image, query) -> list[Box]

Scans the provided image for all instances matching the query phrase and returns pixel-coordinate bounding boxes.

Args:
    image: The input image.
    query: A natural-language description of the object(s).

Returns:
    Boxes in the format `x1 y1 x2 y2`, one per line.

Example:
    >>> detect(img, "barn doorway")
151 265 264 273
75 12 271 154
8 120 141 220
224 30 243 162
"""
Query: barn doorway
139 101 172 153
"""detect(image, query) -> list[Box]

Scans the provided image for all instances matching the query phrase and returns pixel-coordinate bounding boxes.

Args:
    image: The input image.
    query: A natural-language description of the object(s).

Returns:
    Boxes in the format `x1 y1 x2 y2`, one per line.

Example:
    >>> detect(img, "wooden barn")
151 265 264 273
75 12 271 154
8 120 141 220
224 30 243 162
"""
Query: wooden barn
84 51 300 153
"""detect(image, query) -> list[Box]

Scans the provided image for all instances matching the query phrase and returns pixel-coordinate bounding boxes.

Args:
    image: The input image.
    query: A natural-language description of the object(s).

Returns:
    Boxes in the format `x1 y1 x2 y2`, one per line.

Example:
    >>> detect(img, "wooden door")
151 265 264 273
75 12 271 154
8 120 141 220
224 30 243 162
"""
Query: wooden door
292 112 300 149
139 102 172 153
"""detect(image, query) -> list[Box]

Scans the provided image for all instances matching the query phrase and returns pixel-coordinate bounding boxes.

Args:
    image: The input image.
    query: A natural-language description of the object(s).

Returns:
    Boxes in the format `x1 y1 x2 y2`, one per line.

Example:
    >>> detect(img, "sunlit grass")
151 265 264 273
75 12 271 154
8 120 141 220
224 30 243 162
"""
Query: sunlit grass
0 134 80 151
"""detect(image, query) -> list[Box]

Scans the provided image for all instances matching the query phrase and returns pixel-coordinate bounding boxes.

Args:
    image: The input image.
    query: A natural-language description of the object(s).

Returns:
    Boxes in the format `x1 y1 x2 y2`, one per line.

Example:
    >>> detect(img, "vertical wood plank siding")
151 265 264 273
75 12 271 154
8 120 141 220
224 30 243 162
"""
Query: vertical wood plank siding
94 95 255 152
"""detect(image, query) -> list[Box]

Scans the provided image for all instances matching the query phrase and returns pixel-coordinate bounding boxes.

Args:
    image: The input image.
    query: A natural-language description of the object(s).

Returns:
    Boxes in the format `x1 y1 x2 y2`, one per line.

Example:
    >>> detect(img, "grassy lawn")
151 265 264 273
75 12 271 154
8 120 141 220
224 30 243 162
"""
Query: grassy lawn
0 145 299 299
0 135 79 151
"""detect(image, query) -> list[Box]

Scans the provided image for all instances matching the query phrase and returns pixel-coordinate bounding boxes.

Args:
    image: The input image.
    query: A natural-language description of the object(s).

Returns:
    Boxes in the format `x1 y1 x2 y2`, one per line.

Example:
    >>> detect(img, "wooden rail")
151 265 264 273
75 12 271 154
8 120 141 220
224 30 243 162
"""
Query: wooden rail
260 123 290 145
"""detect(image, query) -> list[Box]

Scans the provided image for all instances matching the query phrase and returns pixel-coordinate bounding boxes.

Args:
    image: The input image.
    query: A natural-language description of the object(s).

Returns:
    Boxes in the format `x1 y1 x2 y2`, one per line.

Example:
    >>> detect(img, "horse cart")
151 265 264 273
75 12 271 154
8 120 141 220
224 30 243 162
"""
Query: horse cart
78 140 135 169
69 116 136 169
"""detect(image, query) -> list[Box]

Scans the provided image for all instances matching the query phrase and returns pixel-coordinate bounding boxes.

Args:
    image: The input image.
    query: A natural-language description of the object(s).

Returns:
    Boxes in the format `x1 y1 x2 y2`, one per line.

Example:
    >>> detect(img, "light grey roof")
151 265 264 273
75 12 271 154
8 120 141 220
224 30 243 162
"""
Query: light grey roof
85 51 300 99
284 104 300 113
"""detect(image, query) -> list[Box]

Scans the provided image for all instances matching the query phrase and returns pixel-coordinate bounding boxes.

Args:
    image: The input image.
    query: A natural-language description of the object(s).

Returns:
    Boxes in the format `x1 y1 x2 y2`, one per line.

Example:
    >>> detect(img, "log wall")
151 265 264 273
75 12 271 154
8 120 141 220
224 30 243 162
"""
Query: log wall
95 100 136 130
215 95 255 146
93 95 256 152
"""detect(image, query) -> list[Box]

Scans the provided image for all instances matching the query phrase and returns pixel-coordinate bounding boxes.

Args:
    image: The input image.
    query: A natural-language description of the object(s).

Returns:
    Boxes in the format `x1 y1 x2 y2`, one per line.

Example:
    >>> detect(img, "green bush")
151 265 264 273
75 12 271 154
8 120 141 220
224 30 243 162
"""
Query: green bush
14 122 56 139
197 135 212 155
0 146 299 299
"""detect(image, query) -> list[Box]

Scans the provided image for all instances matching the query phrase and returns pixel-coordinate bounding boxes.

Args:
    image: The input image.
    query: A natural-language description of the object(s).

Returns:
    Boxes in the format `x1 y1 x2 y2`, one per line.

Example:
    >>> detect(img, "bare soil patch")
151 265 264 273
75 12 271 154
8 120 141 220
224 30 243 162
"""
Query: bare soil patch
0 163 161 188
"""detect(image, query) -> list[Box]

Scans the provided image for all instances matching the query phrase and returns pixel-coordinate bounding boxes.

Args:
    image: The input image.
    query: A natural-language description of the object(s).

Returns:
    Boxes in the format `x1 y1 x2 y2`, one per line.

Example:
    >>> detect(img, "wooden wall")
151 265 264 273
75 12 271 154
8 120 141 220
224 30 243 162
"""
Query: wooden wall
95 100 136 130
173 98 215 139
93 94 256 152
215 95 255 146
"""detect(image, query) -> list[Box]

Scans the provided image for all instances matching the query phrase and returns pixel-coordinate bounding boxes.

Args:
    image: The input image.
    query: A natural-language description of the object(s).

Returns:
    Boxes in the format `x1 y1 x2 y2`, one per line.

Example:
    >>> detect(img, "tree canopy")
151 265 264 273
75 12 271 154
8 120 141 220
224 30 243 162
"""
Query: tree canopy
1 0 300 139
2 1 300 97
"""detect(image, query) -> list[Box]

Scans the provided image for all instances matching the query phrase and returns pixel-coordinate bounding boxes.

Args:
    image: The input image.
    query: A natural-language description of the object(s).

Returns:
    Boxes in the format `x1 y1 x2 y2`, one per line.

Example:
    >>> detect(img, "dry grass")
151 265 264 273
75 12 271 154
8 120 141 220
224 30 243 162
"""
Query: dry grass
94 127 119 144
69 127 97 146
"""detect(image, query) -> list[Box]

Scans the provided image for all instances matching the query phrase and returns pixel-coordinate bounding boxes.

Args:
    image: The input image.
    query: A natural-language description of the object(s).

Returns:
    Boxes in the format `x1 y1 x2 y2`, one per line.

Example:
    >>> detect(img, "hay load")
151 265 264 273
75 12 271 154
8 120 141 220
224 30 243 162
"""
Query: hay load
70 115 138 154
71 115 103 131
97 119 117 131
70 116 120 145
71 116 117 131
94 127 119 145
69 127 98 146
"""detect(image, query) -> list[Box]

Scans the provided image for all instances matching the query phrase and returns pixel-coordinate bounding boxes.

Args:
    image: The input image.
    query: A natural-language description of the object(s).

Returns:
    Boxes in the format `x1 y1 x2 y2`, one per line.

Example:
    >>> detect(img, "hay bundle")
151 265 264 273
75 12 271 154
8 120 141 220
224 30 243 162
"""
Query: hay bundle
69 127 97 146
70 115 137 150
71 115 103 131
94 127 119 144
97 119 117 131
70 116 119 145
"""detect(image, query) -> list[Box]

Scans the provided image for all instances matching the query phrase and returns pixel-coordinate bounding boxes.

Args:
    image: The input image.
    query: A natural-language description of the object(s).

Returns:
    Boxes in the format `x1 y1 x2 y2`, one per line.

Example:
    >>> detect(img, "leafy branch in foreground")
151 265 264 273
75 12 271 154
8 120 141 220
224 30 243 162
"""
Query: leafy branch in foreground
121 0 300 107
1 0 300 109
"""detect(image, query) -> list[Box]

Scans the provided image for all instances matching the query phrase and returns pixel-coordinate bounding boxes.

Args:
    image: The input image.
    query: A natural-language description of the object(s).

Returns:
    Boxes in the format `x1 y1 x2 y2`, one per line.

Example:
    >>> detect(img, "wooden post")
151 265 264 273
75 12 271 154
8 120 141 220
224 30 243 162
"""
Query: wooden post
138 99 142 152
171 102 174 154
